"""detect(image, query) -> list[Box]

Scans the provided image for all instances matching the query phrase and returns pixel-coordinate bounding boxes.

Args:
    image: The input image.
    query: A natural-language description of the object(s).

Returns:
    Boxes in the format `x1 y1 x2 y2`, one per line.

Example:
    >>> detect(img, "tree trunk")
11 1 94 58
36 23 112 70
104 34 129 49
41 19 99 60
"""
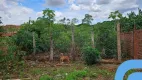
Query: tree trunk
117 22 121 61
91 26 95 48
32 32 36 55
71 25 75 61
49 35 54 61
49 24 54 61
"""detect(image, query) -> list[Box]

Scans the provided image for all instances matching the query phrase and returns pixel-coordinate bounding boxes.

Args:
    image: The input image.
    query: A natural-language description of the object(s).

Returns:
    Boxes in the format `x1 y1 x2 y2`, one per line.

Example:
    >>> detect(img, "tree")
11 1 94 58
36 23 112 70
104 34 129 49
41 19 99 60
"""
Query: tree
0 17 4 36
108 10 122 61
82 14 93 25
59 17 71 30
52 24 71 53
0 17 2 24
108 10 122 21
64 18 78 61
95 21 117 58
138 8 142 16
70 18 78 61
59 17 66 24
120 8 142 32
42 8 55 61
82 14 95 48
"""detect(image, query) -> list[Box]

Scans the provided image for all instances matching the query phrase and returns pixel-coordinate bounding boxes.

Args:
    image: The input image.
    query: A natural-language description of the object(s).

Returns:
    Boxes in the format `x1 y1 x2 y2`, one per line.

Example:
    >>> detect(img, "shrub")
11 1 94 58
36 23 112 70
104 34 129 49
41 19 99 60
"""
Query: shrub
0 37 26 77
40 75 53 80
0 26 5 33
14 31 33 54
82 46 100 65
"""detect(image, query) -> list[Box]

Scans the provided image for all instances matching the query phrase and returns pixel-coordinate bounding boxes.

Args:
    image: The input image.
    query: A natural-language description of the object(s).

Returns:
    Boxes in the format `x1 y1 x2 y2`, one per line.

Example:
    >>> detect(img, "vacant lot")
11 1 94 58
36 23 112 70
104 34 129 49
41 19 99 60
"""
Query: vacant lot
0 61 118 80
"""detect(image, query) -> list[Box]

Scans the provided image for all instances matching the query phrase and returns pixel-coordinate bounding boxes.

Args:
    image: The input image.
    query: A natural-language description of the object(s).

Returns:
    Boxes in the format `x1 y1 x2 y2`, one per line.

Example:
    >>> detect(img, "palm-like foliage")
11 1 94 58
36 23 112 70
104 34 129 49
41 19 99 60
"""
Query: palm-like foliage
120 8 142 32
108 10 122 20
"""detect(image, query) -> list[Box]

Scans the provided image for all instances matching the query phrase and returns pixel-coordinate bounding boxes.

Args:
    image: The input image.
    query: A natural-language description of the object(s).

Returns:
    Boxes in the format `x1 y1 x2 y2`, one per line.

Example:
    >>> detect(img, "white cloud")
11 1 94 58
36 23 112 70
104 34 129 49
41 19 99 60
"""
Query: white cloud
75 0 138 19
44 0 65 7
123 9 138 17
70 4 80 11
0 0 38 25
89 4 101 12
111 0 138 12
68 0 75 4
55 11 63 18
69 2 101 12
76 0 96 5
0 0 141 25
36 11 43 17
0 0 9 11
96 0 112 5
55 10 87 24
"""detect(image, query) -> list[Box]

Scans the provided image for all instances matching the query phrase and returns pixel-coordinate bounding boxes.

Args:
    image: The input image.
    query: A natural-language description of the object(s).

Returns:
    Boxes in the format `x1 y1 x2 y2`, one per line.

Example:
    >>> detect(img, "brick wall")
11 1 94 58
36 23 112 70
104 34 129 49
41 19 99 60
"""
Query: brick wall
121 29 142 59
121 31 133 58
134 30 142 59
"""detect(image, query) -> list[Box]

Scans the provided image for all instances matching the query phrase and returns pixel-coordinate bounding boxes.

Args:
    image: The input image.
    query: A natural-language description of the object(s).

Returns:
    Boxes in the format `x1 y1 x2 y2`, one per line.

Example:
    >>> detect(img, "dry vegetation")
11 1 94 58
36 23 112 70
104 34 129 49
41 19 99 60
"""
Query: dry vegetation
0 59 118 80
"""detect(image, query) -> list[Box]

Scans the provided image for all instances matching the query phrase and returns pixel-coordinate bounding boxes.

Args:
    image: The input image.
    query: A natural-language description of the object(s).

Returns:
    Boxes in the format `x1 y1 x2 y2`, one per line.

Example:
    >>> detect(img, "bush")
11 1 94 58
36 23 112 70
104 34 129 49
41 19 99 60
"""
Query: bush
0 37 26 77
82 46 100 65
0 26 5 33
40 75 53 80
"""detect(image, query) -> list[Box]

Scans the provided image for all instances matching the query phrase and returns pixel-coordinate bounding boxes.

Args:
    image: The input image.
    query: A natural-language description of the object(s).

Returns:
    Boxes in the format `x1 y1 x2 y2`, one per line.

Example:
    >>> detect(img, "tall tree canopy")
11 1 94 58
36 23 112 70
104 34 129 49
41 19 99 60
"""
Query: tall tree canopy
82 14 95 48
82 14 93 25
42 8 55 61
108 10 122 20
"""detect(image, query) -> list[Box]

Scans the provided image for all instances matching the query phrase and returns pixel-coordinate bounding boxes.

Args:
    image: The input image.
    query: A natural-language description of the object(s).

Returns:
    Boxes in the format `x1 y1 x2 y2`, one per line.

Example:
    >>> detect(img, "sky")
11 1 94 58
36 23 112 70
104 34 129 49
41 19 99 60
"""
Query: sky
0 0 142 25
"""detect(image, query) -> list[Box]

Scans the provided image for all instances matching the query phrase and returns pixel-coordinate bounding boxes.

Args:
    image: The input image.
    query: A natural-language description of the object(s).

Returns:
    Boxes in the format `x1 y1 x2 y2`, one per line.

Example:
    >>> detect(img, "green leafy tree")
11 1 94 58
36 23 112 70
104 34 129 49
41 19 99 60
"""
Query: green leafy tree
0 17 4 33
82 14 95 48
109 10 122 61
120 8 142 32
75 24 91 48
42 8 55 61
59 17 66 24
62 18 78 60
108 10 122 21
53 24 71 53
94 21 117 58
70 18 78 60
82 14 93 25
14 18 50 54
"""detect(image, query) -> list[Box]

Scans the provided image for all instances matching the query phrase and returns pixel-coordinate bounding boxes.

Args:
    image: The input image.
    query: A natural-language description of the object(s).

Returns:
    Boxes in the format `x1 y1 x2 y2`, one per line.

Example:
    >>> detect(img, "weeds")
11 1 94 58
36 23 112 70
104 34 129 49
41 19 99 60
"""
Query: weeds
30 68 42 75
